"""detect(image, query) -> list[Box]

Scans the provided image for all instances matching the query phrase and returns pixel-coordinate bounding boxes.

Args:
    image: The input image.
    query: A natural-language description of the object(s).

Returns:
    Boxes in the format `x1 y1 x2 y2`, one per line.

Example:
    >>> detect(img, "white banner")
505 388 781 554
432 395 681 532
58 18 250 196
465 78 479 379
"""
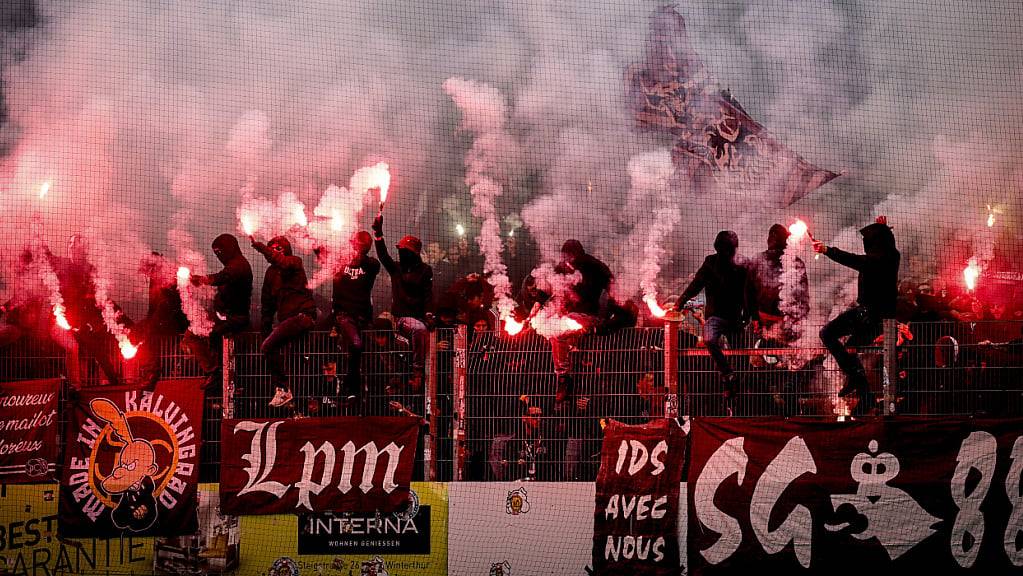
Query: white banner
448 482 688 576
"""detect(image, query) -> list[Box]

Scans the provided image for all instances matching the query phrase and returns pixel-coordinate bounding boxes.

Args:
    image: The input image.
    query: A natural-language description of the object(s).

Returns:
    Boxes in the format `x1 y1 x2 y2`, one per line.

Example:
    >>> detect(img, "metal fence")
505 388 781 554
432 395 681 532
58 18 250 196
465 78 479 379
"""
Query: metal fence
2 320 1020 483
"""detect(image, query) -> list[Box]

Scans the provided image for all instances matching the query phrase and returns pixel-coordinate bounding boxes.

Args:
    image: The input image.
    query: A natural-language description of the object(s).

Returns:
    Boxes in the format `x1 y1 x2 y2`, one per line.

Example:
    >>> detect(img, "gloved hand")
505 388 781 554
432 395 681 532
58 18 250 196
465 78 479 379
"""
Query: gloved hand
372 214 384 238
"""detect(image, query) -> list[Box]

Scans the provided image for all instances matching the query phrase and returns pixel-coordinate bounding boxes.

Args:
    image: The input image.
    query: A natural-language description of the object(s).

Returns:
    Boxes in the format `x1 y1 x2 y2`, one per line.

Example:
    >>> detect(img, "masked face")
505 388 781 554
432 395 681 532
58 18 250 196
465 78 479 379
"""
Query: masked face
398 248 417 267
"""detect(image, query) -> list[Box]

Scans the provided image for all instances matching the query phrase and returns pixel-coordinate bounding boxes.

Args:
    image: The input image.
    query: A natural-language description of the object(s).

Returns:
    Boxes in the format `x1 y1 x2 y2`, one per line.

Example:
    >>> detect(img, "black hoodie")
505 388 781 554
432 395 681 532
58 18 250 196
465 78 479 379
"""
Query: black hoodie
824 222 900 318
556 242 613 316
678 231 747 322
746 224 809 321
375 238 433 320
208 234 253 321
256 236 317 331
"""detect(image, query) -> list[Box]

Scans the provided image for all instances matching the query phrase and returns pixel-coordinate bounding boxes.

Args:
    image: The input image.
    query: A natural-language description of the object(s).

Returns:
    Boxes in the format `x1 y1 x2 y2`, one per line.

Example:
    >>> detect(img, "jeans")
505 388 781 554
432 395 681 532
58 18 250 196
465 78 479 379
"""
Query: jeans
549 313 597 376
260 313 315 389
703 316 741 378
819 306 882 377
395 317 428 372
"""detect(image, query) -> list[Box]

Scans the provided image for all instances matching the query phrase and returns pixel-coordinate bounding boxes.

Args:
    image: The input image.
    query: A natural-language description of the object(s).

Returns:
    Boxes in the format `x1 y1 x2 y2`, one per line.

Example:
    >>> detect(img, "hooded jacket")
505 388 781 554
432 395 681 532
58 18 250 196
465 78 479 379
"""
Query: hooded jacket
208 234 253 322
678 231 747 322
332 251 381 323
375 237 433 320
556 241 613 316
824 223 900 318
746 224 809 321
256 236 317 331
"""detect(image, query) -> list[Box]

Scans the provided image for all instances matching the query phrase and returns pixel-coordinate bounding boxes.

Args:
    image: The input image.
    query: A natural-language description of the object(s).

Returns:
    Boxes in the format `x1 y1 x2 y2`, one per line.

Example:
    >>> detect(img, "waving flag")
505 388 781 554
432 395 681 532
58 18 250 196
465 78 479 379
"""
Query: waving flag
628 7 839 206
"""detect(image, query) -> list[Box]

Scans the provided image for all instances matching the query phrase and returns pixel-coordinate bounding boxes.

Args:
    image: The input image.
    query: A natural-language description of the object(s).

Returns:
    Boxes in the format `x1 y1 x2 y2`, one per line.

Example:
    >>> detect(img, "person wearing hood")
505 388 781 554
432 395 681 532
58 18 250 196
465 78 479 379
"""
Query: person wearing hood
134 252 188 387
251 235 317 408
185 234 253 387
675 230 748 401
814 216 900 400
331 230 381 403
372 214 433 388
549 239 614 404
746 224 809 337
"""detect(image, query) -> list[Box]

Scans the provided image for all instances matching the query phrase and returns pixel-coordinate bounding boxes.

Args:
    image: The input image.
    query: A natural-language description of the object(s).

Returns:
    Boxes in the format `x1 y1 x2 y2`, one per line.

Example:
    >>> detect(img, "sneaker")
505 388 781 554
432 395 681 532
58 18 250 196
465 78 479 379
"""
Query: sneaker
555 374 574 404
269 387 294 408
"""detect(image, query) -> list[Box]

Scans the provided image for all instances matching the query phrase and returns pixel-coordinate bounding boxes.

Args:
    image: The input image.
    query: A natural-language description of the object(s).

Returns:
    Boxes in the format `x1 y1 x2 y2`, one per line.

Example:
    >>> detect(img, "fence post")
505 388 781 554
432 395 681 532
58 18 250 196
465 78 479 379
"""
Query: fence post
423 330 438 481
452 325 468 481
882 319 898 415
663 319 680 419
222 337 235 420
65 345 81 388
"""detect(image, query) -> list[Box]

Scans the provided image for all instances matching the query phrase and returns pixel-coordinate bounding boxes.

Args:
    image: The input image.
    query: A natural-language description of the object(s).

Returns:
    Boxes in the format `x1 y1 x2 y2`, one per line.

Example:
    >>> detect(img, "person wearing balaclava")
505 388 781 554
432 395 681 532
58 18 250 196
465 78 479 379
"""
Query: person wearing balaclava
548 239 614 404
185 234 253 388
814 216 900 400
251 235 317 409
331 230 381 405
746 224 809 337
676 231 748 402
372 214 433 390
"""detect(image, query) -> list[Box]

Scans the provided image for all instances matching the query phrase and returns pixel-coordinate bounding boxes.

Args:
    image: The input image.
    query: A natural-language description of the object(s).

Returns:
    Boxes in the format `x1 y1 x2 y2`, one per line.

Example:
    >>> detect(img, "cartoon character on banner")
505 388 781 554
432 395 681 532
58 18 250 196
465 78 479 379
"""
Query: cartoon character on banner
506 487 530 515
91 398 161 531
825 439 941 559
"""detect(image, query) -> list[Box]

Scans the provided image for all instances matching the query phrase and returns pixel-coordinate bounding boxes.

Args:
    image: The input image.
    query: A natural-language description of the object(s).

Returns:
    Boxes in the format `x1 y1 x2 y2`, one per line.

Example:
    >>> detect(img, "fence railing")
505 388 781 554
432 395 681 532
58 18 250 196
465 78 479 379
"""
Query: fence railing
2 319 1020 482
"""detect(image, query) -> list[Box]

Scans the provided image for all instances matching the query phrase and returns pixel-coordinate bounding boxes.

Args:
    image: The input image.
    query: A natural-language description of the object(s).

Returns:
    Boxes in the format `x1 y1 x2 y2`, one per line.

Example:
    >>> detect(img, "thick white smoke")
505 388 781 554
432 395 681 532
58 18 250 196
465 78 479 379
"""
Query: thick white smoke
443 77 521 327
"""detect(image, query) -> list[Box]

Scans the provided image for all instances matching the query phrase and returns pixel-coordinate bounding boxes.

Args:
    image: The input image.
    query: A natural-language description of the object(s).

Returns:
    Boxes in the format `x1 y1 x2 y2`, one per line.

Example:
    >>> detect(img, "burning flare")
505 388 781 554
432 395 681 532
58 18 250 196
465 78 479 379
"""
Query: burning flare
118 339 138 360
504 316 525 336
240 213 255 236
176 266 191 284
644 294 668 318
788 219 809 239
963 258 981 291
38 181 51 199
53 304 71 331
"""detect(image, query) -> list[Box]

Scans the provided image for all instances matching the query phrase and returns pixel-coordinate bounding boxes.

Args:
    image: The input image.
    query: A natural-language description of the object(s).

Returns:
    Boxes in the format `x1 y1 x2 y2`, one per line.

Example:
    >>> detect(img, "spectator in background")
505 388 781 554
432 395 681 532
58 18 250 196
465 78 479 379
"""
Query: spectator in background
134 253 188 387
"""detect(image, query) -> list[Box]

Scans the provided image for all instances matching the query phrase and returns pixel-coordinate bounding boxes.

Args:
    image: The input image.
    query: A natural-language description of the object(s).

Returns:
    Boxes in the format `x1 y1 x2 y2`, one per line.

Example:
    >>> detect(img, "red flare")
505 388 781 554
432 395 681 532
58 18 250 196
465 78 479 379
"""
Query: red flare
504 316 525 336
788 219 808 239
119 339 138 360
644 295 667 318
53 304 71 331
963 259 981 291
176 266 191 284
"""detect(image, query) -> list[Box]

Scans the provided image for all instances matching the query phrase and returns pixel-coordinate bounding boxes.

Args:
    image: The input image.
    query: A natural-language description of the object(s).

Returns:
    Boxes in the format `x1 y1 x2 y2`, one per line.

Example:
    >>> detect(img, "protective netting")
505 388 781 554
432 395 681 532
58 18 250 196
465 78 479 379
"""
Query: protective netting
0 1 1022 574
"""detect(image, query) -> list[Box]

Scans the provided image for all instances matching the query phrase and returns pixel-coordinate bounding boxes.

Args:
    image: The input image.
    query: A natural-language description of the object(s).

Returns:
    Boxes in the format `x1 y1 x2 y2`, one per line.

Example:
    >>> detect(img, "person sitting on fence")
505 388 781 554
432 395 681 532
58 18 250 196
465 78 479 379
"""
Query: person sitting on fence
185 234 253 388
134 253 188 388
746 223 809 344
251 235 317 409
813 215 900 401
675 231 748 402
549 239 614 405
372 214 433 390
331 230 380 403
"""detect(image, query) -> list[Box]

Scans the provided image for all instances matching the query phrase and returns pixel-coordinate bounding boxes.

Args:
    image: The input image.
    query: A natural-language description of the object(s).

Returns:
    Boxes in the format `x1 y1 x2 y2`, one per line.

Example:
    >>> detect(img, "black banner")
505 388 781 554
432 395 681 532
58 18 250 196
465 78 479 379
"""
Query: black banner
298 506 432 555
0 378 60 483
592 418 686 576
59 380 204 538
687 417 1023 575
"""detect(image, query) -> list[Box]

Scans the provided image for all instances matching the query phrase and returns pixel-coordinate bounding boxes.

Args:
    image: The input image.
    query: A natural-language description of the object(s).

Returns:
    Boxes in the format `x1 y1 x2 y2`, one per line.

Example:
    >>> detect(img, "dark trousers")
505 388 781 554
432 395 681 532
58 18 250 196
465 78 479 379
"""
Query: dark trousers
819 306 882 377
183 315 249 373
335 313 366 390
260 313 315 390
703 316 741 377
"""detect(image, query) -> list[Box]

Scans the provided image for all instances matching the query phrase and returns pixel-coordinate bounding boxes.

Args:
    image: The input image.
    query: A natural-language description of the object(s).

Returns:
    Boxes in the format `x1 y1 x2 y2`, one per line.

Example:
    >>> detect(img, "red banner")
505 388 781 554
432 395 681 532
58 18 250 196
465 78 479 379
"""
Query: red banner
0 378 60 483
59 380 205 538
592 418 686 576
687 417 1023 575
220 416 419 515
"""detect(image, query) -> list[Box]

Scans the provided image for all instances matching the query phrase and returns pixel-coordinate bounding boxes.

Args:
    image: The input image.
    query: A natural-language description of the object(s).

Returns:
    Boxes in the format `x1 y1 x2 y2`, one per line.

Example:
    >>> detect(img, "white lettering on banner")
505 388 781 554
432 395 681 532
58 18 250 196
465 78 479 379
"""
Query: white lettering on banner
951 431 997 567
603 494 668 521
235 421 290 498
337 441 404 495
233 421 406 507
605 535 666 562
1005 436 1023 566
614 440 667 476
695 437 747 565
297 442 337 510
750 436 816 568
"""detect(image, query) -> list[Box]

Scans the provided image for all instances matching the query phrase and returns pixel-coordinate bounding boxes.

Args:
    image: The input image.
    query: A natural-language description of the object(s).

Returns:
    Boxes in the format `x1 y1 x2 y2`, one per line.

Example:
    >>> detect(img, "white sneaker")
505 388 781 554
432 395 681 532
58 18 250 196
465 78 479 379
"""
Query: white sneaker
269 388 293 408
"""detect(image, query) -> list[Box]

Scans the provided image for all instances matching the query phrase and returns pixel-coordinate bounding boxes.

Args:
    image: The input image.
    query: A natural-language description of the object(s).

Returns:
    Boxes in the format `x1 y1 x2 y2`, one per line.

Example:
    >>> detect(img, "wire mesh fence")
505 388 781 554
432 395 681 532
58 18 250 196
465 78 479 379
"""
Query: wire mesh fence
3 320 1021 483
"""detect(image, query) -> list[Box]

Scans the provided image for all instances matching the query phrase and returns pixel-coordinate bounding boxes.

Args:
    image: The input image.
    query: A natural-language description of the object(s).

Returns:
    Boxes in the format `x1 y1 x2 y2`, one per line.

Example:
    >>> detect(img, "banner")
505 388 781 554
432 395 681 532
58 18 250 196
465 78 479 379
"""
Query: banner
59 380 204 538
687 417 1023 575
592 418 686 576
629 7 839 206
220 416 419 515
0 378 60 483
239 482 448 576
